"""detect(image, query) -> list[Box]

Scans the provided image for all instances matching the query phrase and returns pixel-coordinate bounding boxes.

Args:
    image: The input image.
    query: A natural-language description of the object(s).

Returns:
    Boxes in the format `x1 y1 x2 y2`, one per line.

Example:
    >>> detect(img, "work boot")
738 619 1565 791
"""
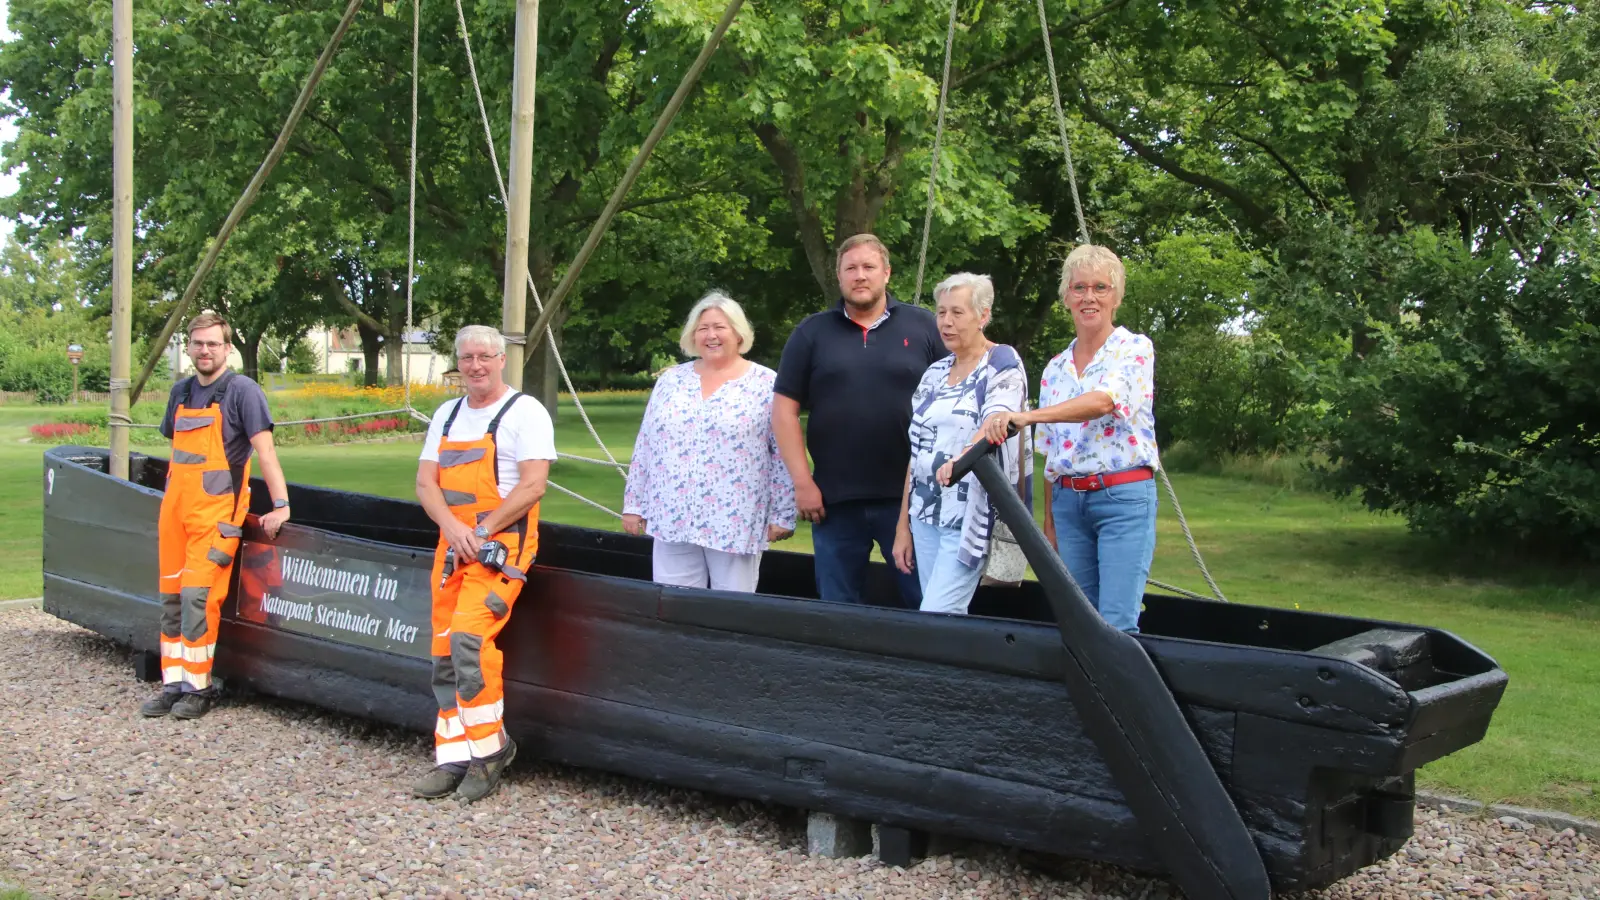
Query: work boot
170 691 216 720
412 766 467 799
139 690 182 718
455 738 516 804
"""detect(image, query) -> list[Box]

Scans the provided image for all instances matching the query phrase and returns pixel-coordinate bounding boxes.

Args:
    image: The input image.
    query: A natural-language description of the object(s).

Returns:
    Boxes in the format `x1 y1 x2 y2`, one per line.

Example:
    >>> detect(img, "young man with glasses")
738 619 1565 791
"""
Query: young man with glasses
141 311 292 720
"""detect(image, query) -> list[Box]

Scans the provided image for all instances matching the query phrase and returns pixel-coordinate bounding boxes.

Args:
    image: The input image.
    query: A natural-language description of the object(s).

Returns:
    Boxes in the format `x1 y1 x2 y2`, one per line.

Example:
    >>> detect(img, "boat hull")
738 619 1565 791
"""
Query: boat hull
40 447 1506 893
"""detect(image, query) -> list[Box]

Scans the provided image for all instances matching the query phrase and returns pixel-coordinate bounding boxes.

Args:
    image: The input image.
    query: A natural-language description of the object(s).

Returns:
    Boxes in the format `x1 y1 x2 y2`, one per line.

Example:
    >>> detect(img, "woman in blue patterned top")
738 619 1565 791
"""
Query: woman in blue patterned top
891 273 1026 614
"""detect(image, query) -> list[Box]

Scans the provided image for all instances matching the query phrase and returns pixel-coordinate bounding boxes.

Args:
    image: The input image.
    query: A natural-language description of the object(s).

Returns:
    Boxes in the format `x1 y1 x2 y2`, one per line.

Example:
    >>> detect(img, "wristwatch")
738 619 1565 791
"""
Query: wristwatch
473 525 490 539
272 498 289 510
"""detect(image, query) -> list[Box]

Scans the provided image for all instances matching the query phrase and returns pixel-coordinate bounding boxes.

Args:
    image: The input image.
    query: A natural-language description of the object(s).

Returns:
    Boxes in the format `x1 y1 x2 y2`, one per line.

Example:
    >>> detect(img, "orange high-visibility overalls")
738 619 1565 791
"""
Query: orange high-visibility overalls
429 391 539 766
157 373 252 692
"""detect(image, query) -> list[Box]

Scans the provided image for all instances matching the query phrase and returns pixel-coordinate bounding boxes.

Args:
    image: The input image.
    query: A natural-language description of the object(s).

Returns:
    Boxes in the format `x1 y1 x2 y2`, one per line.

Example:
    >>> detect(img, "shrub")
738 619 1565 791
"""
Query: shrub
1319 227 1600 560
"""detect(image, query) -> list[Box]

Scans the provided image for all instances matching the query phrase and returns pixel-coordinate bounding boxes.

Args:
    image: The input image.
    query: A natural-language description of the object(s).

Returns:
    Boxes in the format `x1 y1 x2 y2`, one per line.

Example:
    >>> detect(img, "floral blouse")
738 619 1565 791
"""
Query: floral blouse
1035 326 1160 481
908 345 1027 569
623 362 797 556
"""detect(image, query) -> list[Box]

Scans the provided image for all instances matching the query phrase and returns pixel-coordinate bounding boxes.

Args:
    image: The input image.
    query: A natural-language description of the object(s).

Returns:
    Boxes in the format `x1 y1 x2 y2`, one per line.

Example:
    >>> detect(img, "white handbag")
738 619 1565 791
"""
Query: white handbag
980 416 1032 587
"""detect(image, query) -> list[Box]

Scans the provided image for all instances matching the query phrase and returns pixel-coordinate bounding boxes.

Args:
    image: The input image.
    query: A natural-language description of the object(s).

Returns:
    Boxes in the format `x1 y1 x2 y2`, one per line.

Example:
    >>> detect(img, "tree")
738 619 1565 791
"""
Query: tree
714 0 1083 302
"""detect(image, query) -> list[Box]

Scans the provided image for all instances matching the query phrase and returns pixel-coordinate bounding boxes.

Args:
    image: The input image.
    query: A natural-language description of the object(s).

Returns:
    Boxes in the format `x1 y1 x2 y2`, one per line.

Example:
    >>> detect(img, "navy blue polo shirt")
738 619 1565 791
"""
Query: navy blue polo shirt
774 295 947 504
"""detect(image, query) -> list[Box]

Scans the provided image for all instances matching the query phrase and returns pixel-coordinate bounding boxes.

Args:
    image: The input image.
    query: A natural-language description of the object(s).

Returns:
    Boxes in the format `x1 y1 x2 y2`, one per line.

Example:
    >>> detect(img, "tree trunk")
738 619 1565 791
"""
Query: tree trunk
753 123 836 302
236 331 262 382
384 270 406 387
522 246 562 421
523 307 565 421
357 320 382 387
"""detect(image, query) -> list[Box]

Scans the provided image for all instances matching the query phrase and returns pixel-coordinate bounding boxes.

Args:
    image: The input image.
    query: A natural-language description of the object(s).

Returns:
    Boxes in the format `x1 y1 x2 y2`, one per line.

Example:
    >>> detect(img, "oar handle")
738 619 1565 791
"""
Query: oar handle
947 422 1018 485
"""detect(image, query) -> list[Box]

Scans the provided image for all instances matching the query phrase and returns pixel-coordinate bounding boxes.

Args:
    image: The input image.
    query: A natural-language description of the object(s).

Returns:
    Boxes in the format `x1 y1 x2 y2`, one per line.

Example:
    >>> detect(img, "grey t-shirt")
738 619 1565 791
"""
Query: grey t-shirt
159 373 275 468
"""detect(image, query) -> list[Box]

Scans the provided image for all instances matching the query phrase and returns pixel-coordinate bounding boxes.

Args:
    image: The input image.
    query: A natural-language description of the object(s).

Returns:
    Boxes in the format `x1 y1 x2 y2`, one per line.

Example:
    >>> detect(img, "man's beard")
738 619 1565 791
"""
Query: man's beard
843 288 883 310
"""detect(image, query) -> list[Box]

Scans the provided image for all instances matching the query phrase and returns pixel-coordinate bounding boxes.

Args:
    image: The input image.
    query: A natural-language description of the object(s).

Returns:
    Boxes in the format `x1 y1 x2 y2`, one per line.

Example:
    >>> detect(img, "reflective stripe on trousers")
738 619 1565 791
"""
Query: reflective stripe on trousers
158 389 252 691
428 391 538 764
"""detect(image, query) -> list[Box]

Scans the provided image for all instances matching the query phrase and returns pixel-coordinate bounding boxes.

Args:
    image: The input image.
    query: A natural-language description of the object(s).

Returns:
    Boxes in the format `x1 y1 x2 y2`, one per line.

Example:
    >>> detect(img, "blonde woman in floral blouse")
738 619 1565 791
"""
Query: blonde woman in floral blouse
623 292 797 593
981 245 1159 632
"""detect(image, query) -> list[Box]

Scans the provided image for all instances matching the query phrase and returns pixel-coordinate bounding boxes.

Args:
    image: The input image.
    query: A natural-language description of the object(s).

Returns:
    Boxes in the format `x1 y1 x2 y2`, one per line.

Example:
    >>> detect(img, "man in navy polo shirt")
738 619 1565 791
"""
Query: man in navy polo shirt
773 234 947 607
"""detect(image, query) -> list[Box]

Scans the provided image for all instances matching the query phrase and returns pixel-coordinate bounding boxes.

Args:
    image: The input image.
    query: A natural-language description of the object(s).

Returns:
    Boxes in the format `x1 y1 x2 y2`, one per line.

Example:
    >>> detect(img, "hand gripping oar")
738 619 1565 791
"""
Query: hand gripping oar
948 436 1270 900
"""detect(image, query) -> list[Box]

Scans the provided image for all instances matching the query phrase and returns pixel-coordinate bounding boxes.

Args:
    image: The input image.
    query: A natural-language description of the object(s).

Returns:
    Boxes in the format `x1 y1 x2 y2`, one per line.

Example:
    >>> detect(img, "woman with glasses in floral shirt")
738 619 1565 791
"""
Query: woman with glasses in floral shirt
980 245 1158 632
623 292 797 593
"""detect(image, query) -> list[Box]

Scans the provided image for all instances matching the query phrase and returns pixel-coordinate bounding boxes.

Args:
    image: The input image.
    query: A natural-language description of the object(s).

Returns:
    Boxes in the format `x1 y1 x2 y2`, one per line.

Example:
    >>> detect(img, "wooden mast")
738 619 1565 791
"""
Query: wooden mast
108 0 134 479
501 0 539 389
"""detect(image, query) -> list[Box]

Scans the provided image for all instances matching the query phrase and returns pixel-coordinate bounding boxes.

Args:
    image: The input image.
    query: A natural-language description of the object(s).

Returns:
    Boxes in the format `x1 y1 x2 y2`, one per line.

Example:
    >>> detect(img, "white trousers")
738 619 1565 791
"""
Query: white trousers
651 540 763 593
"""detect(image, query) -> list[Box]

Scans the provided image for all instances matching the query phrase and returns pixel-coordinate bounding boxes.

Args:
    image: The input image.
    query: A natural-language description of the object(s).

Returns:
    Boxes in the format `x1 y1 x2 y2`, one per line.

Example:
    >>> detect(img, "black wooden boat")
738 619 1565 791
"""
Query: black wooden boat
41 445 1506 897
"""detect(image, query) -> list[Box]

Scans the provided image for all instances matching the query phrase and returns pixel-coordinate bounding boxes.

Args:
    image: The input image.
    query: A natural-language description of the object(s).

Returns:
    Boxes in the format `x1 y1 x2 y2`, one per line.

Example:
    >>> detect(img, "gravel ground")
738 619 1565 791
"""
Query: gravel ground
2 607 1595 900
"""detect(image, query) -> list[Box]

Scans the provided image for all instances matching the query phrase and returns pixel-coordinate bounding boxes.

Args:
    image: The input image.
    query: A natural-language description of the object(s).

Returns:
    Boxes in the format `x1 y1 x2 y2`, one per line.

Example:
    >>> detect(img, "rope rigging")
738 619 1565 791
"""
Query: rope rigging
130 0 1225 600
913 0 1230 603
453 0 625 479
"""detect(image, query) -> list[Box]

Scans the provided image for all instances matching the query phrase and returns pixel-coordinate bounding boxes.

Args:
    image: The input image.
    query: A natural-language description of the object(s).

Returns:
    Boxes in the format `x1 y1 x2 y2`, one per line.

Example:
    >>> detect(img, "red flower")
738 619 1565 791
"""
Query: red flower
1103 426 1114 437
30 422 91 439
1064 440 1074 449
1128 436 1138 445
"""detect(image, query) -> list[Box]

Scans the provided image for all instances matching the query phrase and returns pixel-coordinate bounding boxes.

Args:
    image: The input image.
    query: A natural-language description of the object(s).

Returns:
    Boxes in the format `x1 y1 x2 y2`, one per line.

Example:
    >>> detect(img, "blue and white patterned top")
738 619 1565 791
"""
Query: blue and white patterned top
1035 326 1160 481
623 362 797 556
908 345 1028 569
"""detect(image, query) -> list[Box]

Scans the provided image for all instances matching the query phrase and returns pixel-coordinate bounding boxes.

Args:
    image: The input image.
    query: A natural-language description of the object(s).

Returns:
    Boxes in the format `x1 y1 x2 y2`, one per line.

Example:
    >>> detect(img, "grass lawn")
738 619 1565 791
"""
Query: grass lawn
1 395 1596 818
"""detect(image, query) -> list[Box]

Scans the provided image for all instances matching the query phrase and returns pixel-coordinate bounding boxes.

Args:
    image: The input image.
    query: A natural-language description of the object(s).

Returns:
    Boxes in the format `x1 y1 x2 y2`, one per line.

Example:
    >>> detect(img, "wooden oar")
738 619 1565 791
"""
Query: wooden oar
948 439 1270 900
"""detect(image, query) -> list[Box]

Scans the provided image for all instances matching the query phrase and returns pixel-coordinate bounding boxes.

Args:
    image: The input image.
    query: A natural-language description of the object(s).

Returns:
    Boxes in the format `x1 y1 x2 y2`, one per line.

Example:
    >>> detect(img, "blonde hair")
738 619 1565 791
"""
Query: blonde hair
933 272 995 318
454 325 505 357
1059 244 1126 298
835 233 892 270
679 291 755 357
186 311 233 345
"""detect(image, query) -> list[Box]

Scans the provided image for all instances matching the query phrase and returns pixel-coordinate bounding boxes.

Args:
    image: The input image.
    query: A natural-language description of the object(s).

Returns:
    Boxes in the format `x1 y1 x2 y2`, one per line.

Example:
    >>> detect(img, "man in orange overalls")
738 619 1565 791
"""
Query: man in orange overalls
140 312 291 720
412 325 555 803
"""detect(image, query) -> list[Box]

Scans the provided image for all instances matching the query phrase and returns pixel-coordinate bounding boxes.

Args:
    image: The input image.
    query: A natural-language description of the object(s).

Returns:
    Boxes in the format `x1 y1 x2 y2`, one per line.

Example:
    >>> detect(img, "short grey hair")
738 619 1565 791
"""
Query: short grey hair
933 272 995 318
1059 244 1126 297
454 325 505 357
679 291 755 357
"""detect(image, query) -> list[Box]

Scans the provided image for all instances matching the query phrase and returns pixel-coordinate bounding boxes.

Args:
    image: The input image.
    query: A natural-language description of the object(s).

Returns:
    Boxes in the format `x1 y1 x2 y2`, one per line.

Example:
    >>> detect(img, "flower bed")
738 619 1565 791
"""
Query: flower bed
29 422 93 440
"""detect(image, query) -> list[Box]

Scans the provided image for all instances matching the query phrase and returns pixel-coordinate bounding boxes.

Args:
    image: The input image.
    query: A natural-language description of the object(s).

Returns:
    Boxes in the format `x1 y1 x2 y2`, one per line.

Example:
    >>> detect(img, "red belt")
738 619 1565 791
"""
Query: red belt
1059 466 1154 492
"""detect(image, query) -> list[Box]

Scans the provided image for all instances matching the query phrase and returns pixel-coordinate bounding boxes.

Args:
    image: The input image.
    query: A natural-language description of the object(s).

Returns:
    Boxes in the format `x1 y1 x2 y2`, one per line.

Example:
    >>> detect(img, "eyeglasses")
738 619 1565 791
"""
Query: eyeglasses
1067 282 1116 298
188 340 227 351
458 353 503 365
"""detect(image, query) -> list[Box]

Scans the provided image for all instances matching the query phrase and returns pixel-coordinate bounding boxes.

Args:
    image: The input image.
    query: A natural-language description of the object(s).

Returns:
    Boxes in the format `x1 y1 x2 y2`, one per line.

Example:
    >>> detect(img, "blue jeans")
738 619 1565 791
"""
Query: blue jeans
1050 477 1158 632
910 519 983 614
812 499 923 608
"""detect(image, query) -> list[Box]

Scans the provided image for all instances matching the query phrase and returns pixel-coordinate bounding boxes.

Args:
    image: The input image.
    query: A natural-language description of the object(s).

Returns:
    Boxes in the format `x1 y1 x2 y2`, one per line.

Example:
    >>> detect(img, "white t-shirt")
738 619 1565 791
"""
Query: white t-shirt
420 391 558 498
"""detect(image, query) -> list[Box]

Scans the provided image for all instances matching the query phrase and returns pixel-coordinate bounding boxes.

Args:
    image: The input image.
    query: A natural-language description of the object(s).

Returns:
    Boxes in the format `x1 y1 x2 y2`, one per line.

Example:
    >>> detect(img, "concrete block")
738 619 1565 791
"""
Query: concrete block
807 812 872 858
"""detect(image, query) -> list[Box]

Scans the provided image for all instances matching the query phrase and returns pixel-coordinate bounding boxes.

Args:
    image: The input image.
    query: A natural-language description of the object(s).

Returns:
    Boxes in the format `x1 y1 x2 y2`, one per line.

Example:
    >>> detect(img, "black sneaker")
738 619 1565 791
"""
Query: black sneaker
455 738 517 804
412 766 467 799
170 692 216 720
139 691 182 718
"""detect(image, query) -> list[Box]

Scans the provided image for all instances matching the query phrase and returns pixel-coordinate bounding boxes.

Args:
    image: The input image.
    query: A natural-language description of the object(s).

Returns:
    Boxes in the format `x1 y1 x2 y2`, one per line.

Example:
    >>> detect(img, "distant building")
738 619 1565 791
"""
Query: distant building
167 325 453 385
312 325 451 385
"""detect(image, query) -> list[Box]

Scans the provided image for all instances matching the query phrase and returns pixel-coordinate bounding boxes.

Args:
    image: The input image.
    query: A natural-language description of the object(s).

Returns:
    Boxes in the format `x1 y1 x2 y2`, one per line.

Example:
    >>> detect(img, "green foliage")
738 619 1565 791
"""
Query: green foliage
1320 218 1600 558
260 337 321 376
0 241 116 401
1 0 1597 559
